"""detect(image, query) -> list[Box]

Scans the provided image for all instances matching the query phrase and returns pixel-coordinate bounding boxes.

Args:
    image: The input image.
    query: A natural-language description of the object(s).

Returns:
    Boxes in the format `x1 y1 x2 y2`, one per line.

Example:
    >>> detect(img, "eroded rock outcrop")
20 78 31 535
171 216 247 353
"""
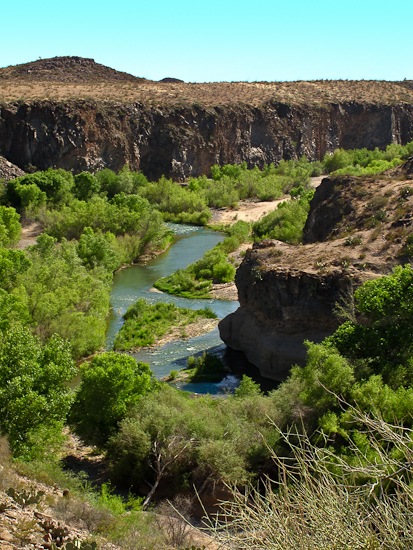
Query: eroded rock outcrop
220 164 413 380
219 246 358 380
0 154 25 181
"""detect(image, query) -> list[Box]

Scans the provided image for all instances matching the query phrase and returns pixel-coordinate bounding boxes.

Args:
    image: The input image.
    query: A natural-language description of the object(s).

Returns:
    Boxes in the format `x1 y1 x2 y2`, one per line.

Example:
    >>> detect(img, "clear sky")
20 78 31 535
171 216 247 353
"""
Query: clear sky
2 0 412 83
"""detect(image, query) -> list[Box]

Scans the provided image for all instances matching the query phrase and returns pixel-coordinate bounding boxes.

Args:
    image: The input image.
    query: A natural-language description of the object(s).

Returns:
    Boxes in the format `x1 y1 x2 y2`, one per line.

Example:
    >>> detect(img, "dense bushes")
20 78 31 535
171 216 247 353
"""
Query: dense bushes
323 141 413 176
252 188 314 243
107 384 275 500
140 176 211 225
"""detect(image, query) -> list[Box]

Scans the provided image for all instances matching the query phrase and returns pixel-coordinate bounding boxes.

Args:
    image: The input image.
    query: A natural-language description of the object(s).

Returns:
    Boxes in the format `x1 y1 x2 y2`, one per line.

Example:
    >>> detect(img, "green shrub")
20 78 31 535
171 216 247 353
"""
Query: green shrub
0 206 21 247
253 191 313 244
70 352 157 446
323 141 413 176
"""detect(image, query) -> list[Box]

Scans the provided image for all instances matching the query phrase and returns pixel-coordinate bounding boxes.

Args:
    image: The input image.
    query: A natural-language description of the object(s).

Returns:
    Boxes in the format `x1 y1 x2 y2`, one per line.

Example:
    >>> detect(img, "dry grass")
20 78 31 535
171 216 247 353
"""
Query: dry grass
2 79 413 108
208 407 413 549
2 58 413 108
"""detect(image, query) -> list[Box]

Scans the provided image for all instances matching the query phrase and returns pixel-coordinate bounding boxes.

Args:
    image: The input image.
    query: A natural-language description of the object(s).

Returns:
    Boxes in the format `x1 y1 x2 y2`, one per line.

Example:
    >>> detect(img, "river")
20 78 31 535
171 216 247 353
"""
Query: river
106 224 240 394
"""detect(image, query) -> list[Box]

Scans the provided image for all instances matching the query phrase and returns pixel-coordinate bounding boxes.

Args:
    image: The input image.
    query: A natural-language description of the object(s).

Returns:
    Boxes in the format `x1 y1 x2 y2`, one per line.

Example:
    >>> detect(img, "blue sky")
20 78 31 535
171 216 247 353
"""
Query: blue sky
2 0 412 82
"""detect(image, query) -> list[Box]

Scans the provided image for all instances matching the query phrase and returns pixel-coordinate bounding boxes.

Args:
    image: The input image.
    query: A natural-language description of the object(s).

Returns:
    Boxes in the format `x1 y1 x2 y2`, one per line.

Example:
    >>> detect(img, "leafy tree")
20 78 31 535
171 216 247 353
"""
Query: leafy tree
73 171 101 200
0 206 21 247
326 265 413 387
76 227 121 272
0 324 76 458
10 169 74 205
70 352 158 446
0 248 31 291
3 179 47 213
21 237 110 357
0 289 30 331
96 165 143 198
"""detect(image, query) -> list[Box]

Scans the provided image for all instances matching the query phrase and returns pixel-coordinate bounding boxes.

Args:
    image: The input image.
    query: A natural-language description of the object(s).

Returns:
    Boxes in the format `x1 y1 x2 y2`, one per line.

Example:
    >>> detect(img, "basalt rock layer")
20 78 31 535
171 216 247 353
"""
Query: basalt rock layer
219 259 356 380
219 162 413 380
1 100 413 181
1 57 413 179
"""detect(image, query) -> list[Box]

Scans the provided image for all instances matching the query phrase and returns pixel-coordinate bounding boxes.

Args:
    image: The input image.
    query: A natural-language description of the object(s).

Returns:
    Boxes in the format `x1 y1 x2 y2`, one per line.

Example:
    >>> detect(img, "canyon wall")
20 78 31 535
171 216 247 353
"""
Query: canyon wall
219 165 413 381
1 100 413 179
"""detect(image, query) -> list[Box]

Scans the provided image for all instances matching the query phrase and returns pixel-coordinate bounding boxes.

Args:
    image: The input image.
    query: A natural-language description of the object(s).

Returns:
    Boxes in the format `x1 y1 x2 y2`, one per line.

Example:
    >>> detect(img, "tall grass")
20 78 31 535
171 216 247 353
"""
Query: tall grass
209 406 413 549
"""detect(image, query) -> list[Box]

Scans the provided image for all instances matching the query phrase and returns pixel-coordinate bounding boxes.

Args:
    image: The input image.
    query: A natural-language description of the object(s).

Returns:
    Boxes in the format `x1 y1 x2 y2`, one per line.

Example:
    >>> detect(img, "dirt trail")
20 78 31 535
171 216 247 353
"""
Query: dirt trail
17 221 42 249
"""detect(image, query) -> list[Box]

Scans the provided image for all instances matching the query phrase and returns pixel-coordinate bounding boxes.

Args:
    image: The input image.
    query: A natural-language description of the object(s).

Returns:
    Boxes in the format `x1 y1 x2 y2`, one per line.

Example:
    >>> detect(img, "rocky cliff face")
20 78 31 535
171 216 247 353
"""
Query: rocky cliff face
219 163 413 380
219 253 355 380
1 57 413 179
1 100 413 180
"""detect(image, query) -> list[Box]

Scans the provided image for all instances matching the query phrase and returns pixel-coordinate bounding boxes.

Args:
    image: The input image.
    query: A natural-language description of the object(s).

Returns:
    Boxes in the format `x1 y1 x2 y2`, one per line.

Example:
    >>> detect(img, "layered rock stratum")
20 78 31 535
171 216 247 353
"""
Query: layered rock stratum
219 160 413 380
1 57 413 179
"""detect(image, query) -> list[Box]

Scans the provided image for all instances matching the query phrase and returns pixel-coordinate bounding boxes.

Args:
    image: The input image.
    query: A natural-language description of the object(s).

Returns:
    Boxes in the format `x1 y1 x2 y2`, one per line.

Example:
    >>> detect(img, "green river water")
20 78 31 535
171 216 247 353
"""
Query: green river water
106 225 240 394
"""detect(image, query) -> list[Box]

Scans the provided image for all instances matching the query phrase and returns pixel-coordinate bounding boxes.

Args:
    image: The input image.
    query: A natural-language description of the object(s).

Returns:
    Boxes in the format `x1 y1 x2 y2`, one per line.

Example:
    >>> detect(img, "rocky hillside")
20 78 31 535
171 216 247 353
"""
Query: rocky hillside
1 57 413 179
219 159 413 380
0 155 25 181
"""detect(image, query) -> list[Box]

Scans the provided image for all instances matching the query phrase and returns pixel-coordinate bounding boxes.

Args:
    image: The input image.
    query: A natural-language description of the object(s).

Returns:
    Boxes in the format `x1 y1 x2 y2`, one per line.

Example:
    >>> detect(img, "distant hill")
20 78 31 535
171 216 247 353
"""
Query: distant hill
1 56 413 107
159 77 184 83
0 56 147 84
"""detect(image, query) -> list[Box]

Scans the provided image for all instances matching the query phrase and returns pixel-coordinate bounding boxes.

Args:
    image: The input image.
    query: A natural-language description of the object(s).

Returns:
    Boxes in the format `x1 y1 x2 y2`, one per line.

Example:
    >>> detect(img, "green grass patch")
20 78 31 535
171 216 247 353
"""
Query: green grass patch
113 299 217 350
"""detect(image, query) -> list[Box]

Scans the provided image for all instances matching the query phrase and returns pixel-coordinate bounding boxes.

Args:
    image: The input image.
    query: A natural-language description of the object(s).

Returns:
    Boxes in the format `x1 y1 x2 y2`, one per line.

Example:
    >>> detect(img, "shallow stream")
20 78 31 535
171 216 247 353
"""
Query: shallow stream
106 225 240 394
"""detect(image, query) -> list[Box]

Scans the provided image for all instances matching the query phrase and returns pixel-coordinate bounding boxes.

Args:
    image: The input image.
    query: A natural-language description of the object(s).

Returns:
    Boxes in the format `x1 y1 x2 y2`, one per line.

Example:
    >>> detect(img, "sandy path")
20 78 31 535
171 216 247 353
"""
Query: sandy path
17 221 43 248
212 197 288 225
212 176 324 226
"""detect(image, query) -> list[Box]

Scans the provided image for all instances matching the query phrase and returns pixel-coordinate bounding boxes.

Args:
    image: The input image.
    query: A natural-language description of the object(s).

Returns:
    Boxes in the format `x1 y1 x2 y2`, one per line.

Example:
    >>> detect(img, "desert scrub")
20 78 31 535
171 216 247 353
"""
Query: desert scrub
113 299 217 350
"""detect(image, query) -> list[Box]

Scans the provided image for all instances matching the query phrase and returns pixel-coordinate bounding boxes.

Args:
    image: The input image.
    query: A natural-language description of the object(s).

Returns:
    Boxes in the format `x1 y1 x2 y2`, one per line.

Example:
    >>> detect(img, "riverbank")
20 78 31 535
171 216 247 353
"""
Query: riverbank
211 196 288 226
